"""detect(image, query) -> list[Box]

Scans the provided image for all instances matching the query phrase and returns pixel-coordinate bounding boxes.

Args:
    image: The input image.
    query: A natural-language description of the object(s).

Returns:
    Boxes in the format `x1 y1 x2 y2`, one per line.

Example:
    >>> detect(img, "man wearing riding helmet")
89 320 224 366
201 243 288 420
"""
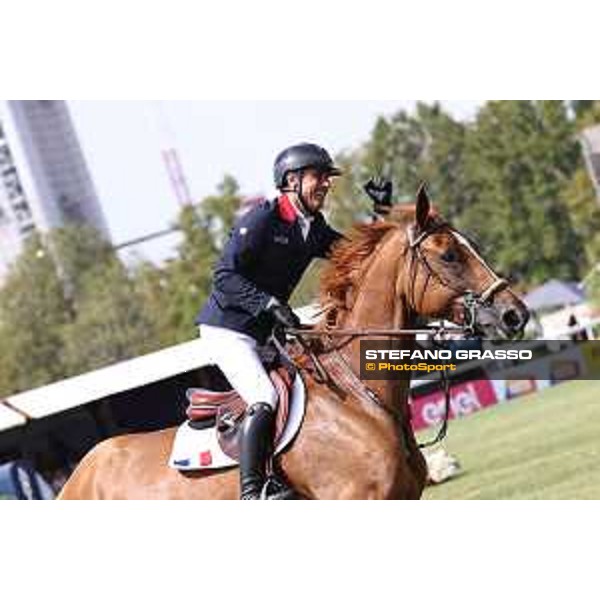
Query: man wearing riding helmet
196 143 344 499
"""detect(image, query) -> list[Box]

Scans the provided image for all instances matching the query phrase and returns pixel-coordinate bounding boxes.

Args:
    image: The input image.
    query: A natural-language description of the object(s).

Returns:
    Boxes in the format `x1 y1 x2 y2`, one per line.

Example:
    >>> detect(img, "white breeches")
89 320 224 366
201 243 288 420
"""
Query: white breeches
199 324 278 409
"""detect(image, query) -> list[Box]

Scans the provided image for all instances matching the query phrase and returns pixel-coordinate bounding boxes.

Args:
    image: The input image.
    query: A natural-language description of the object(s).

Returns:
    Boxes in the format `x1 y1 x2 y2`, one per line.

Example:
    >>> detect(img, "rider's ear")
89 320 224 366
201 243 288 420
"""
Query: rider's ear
415 182 431 230
286 172 300 191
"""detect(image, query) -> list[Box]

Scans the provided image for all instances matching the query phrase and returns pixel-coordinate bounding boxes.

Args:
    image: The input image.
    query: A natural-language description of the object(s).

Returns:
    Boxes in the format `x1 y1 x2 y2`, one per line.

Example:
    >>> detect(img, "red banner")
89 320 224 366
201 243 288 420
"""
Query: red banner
411 379 499 431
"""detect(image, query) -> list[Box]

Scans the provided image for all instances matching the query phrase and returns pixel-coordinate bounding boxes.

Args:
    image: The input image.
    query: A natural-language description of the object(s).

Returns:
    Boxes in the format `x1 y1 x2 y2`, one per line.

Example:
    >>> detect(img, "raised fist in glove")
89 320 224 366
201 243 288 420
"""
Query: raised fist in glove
364 177 393 214
268 302 302 329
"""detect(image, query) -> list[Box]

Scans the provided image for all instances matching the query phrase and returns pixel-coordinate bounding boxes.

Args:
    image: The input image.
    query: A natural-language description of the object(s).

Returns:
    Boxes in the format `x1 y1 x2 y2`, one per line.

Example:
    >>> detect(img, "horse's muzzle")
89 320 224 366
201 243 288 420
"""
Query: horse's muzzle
498 304 529 337
501 306 527 331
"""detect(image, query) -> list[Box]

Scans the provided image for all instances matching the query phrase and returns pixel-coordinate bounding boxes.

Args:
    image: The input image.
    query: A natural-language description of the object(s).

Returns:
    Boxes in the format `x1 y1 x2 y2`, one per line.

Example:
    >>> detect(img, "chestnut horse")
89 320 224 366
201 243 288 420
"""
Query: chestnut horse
58 187 528 499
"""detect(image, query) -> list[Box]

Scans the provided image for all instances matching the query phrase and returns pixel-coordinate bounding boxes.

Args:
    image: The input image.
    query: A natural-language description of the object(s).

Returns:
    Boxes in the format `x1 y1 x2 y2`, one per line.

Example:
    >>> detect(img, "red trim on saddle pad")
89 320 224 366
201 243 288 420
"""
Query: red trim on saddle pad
199 450 213 467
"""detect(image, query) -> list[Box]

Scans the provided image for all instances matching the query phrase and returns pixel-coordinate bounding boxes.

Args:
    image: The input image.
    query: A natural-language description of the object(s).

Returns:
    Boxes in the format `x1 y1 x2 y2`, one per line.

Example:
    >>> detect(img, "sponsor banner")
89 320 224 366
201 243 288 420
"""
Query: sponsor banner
490 378 549 403
411 378 498 431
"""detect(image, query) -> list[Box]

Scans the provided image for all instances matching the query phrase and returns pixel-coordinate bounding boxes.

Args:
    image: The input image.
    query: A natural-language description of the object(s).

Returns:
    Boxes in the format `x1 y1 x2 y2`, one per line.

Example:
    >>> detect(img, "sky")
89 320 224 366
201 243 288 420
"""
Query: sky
67 101 480 264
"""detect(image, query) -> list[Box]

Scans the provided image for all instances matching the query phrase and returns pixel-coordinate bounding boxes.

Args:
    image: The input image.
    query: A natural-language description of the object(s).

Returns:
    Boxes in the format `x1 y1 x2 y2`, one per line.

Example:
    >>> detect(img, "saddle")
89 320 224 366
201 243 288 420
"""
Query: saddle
185 365 294 461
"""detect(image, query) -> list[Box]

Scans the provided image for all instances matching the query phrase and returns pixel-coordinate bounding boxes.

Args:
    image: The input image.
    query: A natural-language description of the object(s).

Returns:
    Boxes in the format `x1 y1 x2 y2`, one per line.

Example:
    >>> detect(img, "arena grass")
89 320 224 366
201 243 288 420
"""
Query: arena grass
419 379 600 500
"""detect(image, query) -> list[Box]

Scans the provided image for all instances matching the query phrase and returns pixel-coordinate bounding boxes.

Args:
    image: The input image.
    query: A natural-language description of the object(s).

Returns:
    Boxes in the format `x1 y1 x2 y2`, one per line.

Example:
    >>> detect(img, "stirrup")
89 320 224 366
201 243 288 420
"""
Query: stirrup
260 476 298 500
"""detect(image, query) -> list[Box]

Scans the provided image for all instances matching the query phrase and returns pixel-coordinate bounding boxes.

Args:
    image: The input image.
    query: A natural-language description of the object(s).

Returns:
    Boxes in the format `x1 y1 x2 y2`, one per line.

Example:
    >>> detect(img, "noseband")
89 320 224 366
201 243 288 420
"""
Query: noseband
407 222 508 335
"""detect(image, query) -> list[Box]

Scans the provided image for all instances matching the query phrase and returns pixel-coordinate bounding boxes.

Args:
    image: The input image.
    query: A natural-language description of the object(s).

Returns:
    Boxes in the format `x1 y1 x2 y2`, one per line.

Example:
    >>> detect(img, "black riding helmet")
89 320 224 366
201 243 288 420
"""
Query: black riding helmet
273 143 342 190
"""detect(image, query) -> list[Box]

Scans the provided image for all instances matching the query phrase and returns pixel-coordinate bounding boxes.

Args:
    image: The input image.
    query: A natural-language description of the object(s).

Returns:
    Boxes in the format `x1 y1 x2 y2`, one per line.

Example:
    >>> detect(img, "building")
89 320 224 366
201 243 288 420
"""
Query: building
0 101 110 281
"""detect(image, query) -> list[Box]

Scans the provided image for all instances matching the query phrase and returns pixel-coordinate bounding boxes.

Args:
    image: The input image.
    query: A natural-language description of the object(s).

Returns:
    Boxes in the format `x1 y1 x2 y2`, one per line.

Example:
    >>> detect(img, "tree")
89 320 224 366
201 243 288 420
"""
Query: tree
295 104 469 306
0 223 166 393
200 175 242 251
561 100 600 271
571 101 600 126
0 234 72 394
326 150 370 231
359 103 473 219
131 260 175 348
561 168 600 268
49 225 115 305
587 268 600 310
61 259 160 375
363 110 427 198
164 175 242 342
460 101 583 284
413 102 472 220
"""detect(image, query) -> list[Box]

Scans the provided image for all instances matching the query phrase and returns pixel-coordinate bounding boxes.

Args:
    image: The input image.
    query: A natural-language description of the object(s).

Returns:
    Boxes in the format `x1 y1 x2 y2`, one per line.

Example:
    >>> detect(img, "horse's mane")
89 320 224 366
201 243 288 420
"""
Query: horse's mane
319 220 400 323
318 203 442 325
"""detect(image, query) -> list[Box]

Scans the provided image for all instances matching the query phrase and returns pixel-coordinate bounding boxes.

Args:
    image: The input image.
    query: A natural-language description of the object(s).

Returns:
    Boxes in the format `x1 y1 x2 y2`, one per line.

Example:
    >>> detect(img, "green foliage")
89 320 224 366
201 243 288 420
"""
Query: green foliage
130 261 174 348
49 225 115 302
561 168 600 267
362 100 588 285
362 103 471 215
200 175 242 251
364 110 426 197
413 103 472 220
4 102 600 398
326 150 370 231
0 234 72 395
586 267 600 310
163 174 242 342
61 260 159 375
460 101 584 283
572 100 600 127
163 204 216 343
0 175 246 395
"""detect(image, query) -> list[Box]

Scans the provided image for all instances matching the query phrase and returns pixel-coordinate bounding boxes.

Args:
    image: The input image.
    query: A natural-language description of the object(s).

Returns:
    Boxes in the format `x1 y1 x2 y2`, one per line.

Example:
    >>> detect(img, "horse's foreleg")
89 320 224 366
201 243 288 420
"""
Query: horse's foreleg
404 429 428 499
281 390 415 499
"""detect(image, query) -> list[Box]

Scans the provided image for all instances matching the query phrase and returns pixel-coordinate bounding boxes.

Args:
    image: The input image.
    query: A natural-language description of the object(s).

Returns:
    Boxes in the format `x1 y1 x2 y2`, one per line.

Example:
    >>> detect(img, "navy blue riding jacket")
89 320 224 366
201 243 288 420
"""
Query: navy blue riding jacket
196 196 343 343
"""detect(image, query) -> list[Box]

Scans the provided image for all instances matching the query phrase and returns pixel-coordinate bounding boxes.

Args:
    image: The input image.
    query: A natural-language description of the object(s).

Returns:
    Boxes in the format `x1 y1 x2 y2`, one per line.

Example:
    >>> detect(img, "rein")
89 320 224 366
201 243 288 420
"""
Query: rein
284 219 509 450
289 325 465 337
287 326 455 450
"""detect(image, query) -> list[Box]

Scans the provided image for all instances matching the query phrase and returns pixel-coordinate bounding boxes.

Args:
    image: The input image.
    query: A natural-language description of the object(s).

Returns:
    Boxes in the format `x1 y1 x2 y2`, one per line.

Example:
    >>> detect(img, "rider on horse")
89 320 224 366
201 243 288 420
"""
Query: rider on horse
196 143 344 499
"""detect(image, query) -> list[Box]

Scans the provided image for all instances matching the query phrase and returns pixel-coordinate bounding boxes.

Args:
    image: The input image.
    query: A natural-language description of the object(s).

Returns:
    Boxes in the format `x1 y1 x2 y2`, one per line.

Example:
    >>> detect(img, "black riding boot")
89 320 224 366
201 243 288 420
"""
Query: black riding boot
239 403 275 500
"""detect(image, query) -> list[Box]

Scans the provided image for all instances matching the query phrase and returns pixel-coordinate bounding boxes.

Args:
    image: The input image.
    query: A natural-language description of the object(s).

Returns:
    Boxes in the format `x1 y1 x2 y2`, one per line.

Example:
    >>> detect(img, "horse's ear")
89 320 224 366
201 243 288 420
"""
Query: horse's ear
415 182 431 230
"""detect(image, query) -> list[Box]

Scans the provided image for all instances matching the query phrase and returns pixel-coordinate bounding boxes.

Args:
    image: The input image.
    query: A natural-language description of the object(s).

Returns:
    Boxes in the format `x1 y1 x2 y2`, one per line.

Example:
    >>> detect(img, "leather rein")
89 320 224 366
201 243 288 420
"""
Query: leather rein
284 220 508 449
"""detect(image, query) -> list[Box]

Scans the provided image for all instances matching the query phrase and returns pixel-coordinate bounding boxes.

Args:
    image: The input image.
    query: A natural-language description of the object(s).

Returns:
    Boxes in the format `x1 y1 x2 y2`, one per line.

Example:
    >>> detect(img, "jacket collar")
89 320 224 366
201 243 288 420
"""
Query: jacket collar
277 194 299 224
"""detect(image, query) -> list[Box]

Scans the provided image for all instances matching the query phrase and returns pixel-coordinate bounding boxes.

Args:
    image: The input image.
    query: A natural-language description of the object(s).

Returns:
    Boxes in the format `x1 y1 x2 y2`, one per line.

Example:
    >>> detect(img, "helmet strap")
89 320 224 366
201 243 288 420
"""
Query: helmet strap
296 169 317 216
281 170 314 216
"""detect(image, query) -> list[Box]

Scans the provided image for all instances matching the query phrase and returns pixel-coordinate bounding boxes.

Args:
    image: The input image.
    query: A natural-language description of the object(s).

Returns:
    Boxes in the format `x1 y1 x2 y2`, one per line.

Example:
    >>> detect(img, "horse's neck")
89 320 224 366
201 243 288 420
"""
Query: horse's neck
339 229 413 403
342 228 411 334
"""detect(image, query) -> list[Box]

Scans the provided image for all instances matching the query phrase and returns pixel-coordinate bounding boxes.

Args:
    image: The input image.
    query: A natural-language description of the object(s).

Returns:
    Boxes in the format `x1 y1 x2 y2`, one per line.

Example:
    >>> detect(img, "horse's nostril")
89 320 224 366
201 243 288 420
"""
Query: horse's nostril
502 308 522 330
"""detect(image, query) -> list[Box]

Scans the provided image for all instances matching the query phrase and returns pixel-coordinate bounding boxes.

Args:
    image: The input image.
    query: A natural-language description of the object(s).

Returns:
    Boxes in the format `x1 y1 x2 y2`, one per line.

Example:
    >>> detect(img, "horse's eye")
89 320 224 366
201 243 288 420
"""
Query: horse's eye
440 249 458 263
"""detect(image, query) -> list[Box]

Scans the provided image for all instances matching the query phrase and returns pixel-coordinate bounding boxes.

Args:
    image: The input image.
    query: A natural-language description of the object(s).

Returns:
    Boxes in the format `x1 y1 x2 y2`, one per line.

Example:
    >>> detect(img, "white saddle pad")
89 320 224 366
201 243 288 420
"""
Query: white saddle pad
168 374 306 471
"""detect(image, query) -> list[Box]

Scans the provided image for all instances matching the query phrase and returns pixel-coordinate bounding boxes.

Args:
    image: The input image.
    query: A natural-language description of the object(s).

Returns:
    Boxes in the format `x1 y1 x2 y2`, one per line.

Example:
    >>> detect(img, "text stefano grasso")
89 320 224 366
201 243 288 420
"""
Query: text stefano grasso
363 349 533 361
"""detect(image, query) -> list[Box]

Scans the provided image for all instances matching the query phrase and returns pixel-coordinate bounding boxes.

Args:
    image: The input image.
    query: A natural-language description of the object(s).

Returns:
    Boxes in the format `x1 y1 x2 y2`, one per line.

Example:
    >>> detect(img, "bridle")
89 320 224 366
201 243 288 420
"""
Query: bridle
406 220 509 335
282 219 511 448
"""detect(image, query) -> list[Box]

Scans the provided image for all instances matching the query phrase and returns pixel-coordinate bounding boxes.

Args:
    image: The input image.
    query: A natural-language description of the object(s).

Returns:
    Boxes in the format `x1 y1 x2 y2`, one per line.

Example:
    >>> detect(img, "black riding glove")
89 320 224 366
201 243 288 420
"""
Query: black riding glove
268 303 302 329
364 177 393 214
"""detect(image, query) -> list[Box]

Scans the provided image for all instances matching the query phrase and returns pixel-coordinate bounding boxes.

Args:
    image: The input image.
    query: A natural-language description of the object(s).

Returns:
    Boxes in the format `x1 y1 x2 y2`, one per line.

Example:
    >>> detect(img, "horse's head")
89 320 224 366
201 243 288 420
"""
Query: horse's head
392 185 529 339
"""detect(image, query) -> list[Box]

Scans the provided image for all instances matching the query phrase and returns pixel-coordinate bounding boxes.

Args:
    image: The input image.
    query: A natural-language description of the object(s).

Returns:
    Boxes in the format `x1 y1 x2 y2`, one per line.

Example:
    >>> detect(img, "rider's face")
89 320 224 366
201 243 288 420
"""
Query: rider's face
288 168 335 214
